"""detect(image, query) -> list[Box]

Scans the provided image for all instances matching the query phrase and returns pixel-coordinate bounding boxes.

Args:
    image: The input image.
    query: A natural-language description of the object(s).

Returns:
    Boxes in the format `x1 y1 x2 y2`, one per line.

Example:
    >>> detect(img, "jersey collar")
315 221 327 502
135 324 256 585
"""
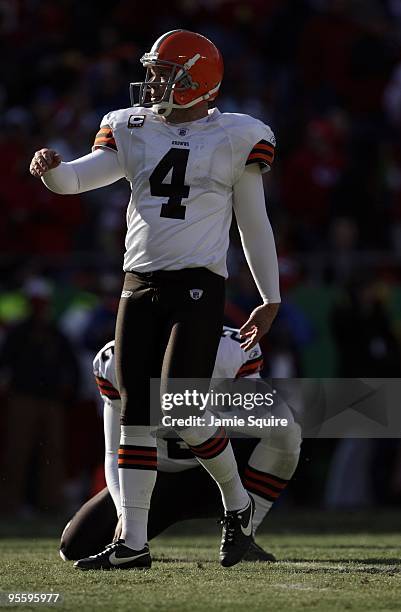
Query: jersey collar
155 107 220 129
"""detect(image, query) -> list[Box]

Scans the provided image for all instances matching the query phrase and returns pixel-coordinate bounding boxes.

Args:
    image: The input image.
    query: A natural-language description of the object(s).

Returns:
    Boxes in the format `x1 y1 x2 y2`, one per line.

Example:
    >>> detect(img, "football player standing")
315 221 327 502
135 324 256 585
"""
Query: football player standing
30 30 281 569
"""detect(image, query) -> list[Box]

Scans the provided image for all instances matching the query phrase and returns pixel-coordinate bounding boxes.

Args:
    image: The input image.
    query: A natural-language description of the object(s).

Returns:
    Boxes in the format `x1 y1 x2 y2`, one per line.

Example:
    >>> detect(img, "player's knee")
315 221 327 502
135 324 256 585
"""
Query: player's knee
268 421 302 454
59 520 75 561
252 425 301 480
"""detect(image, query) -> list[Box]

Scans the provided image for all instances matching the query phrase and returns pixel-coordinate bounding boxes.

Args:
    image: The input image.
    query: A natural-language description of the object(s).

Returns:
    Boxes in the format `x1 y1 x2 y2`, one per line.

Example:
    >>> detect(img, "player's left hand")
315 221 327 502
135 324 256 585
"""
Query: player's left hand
240 303 280 351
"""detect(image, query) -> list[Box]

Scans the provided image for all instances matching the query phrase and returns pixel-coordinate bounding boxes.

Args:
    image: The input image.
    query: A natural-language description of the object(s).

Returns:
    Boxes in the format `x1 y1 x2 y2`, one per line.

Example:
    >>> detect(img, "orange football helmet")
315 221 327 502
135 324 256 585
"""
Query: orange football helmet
130 30 224 117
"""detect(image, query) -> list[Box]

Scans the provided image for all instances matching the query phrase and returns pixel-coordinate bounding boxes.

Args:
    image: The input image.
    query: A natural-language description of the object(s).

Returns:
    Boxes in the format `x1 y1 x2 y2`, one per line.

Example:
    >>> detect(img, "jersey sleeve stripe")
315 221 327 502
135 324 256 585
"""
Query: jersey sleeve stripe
255 139 274 147
95 376 116 390
93 125 118 151
244 356 264 367
252 147 274 159
253 142 275 152
247 151 274 163
250 149 274 160
245 157 272 169
246 139 275 168
95 134 115 143
236 357 264 377
95 376 114 387
95 376 120 399
93 137 117 151
101 390 120 400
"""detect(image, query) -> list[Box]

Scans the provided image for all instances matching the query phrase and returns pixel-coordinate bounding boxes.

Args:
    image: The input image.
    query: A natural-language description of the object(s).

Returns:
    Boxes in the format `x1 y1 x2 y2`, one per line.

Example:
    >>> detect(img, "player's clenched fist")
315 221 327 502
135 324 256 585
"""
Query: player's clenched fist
29 148 62 178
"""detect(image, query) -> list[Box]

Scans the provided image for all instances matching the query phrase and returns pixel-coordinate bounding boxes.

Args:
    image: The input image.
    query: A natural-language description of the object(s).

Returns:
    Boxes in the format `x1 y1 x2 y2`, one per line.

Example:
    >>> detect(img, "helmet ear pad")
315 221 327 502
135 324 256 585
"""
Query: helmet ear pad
173 86 197 106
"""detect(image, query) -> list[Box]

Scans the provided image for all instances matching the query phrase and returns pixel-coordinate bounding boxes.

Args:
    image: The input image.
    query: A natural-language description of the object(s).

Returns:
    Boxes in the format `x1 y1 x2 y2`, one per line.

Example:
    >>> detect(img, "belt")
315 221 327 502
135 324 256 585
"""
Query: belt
127 267 212 280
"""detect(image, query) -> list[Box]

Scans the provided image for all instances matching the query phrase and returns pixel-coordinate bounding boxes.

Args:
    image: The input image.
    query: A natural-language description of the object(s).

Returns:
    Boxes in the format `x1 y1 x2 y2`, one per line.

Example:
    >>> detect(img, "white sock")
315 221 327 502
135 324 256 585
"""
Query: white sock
179 418 249 511
119 426 157 550
251 494 273 534
121 506 150 550
103 400 121 516
105 450 121 517
244 426 301 532
209 464 249 512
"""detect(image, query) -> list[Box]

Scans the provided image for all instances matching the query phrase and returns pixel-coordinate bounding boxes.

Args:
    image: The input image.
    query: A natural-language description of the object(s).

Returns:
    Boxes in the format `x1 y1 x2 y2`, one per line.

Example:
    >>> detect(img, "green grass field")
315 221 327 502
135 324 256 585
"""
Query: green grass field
2 514 401 612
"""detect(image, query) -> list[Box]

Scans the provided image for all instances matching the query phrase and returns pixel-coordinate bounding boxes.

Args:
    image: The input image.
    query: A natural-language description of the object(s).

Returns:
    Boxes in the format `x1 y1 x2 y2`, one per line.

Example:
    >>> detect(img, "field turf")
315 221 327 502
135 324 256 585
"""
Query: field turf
1 513 401 611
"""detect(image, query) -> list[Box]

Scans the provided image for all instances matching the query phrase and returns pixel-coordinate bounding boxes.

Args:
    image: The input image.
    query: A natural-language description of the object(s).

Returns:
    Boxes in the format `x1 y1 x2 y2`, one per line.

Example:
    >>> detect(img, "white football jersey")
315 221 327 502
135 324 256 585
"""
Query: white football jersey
93 340 118 401
92 328 263 472
93 107 275 277
214 326 263 379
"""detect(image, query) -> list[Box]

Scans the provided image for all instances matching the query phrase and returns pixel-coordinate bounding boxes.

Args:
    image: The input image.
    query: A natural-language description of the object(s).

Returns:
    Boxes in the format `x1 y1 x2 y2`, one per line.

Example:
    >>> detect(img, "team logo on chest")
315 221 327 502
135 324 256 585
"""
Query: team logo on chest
189 289 203 300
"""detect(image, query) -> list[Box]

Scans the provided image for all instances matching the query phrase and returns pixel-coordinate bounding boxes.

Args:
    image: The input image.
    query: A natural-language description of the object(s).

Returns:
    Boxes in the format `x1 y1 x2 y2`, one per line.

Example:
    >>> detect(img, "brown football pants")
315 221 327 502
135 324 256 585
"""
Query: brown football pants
114 267 225 426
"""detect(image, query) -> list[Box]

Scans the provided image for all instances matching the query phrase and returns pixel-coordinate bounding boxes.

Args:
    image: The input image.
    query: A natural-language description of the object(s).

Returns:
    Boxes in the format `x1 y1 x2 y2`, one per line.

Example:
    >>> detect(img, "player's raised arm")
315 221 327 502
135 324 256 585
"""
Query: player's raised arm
29 140 125 194
233 164 281 350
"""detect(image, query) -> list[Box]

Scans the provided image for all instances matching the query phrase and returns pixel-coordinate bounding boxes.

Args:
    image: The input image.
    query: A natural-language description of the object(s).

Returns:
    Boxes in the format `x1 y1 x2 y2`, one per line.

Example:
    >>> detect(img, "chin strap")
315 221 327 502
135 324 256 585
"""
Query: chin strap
154 82 221 117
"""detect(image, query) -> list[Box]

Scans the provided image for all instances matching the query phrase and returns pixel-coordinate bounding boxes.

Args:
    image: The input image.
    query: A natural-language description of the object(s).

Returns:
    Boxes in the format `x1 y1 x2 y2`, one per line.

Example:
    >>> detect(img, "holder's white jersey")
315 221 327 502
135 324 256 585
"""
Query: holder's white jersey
214 326 263 379
93 107 275 277
93 328 263 472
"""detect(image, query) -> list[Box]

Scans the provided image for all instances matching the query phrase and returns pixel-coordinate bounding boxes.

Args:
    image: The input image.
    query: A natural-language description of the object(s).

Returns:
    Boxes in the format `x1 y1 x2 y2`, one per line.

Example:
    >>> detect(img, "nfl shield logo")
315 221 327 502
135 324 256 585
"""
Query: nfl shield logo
179 128 188 136
190 289 203 300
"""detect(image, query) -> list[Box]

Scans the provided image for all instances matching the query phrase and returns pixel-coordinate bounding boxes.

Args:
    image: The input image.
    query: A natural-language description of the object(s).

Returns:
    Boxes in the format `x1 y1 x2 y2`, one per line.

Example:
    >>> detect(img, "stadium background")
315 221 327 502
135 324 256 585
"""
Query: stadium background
2 0 401 521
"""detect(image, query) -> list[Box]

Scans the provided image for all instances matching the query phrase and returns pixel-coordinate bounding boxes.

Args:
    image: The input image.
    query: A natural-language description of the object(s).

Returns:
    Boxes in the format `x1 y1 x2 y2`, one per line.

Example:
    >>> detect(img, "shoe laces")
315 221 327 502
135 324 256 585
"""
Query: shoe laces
219 511 242 544
89 540 121 559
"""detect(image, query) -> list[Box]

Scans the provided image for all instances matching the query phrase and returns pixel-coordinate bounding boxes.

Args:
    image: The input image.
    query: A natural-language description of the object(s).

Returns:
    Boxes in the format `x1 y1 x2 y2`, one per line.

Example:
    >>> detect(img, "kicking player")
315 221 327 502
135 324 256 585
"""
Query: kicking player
30 30 281 569
60 328 301 564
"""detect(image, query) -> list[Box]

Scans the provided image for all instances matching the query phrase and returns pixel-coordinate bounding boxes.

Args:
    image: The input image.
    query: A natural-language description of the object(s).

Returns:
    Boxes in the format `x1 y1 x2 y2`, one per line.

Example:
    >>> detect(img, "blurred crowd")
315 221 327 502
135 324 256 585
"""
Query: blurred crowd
2 0 401 518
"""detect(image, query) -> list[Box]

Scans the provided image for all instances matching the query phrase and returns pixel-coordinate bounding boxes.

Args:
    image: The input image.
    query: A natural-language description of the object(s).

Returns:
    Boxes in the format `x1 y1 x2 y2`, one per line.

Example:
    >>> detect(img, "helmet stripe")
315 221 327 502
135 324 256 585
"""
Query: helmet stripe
150 29 185 53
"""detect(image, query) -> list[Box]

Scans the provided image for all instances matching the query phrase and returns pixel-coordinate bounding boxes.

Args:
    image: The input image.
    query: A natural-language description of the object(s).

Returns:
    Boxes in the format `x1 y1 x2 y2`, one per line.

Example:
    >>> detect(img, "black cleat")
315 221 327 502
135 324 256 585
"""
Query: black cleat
219 496 255 567
243 538 276 562
74 539 151 570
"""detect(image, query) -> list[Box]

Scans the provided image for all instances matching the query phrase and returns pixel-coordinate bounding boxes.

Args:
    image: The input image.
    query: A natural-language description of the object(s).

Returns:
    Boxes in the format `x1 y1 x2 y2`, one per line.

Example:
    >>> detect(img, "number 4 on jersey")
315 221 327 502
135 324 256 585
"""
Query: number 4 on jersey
149 148 190 219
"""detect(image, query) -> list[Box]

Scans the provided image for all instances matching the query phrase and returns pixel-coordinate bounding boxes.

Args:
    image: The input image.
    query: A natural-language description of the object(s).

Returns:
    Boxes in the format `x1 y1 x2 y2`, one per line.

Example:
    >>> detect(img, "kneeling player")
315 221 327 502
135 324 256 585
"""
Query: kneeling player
62 327 301 565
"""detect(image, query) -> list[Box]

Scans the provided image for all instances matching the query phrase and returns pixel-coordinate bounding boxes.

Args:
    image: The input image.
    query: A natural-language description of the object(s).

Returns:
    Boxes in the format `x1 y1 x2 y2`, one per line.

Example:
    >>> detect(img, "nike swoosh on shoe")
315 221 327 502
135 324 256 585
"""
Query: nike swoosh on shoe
109 551 149 566
240 504 253 537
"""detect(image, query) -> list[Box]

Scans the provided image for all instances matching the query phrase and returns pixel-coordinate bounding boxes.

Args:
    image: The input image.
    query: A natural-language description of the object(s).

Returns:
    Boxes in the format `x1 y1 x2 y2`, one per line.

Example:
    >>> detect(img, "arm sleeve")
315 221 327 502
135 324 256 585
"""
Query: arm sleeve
233 164 281 304
41 148 125 195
